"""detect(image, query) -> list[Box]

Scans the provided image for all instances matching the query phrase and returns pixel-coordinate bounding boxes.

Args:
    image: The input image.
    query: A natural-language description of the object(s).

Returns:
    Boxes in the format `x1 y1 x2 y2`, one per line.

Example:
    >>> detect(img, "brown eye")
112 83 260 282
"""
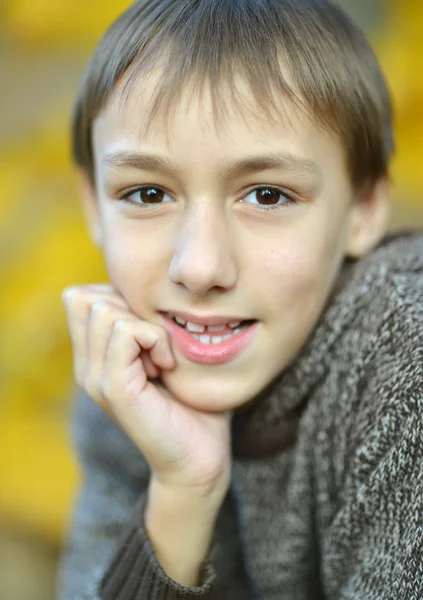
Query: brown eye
256 188 281 205
121 186 173 206
139 187 164 203
241 186 296 211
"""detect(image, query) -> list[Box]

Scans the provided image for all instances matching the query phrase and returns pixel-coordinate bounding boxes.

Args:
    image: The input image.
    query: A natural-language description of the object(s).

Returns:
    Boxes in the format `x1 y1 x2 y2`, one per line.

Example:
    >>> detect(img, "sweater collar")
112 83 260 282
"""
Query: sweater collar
231 230 421 460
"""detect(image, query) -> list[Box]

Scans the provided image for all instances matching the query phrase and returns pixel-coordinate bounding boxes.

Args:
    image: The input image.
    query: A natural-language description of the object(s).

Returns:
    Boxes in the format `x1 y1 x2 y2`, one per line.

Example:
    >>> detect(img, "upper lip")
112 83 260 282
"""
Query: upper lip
161 310 253 326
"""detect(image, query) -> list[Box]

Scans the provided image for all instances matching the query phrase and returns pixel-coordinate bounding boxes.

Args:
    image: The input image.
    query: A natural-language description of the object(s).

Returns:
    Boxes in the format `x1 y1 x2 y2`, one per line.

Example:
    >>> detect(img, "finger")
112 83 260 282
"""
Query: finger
140 349 160 380
108 317 175 371
85 284 116 293
62 284 128 308
62 288 91 384
85 300 135 401
61 285 128 384
84 284 130 308
102 319 148 400
148 327 176 370
102 319 174 401
86 302 162 402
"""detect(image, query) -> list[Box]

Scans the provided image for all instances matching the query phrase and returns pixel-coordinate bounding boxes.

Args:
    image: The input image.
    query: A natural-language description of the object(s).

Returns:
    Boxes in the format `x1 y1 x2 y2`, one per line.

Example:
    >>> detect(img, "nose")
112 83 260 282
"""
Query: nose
168 204 238 296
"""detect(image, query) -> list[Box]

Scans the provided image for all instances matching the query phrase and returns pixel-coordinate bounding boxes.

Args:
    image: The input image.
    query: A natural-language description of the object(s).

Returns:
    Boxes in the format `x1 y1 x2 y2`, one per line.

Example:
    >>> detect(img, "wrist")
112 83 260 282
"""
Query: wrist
145 478 221 587
147 476 224 527
150 470 229 505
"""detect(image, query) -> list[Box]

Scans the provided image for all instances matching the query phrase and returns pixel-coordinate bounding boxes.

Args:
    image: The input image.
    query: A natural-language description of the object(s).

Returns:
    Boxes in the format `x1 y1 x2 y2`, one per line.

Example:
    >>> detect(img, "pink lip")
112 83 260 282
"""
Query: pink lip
161 313 259 365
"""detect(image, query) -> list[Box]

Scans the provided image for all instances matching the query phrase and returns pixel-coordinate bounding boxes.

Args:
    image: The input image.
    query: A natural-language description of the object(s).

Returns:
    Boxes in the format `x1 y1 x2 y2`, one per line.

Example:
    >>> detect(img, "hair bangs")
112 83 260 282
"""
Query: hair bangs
72 0 394 190
116 1 305 145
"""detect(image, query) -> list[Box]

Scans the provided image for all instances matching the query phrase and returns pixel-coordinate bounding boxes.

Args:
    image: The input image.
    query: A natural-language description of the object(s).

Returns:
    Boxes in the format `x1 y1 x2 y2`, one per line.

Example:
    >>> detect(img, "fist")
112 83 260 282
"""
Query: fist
62 284 232 499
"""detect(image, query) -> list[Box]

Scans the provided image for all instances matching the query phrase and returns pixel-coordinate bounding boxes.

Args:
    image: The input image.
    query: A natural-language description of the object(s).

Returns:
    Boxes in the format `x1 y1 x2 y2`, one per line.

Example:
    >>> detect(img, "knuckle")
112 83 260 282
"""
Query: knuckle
61 285 75 299
90 299 112 318
113 318 131 336
62 288 90 317
61 287 76 307
62 285 83 303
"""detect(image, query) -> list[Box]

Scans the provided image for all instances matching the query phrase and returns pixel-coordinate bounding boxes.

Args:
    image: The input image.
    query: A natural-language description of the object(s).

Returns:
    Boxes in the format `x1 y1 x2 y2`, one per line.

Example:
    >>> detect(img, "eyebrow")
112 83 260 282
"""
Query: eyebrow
101 150 320 180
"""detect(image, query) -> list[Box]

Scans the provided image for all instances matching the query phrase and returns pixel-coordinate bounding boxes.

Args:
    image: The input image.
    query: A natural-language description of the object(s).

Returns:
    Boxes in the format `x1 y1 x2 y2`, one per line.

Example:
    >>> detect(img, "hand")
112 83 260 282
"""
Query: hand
62 284 232 501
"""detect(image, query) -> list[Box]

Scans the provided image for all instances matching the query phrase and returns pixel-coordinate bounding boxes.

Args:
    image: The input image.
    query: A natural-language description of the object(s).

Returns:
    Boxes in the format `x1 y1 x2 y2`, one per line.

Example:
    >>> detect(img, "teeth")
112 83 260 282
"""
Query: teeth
208 324 226 332
190 332 237 345
171 315 244 331
186 321 206 332
174 316 186 326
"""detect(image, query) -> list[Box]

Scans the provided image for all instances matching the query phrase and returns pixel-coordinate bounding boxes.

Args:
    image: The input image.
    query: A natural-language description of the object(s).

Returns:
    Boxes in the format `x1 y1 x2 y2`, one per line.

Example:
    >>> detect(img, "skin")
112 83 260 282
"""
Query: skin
64 67 390 586
81 69 390 415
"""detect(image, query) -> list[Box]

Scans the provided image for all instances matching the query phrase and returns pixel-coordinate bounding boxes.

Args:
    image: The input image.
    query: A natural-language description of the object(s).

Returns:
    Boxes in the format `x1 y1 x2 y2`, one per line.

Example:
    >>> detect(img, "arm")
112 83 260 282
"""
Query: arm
144 479 221 587
57 390 218 600
100 482 219 599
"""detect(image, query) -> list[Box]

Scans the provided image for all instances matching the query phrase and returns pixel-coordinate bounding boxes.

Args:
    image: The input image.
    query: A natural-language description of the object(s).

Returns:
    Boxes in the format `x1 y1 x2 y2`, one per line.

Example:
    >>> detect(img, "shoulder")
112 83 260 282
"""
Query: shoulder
356 230 422 354
344 229 422 310
314 232 423 597
364 229 423 272
346 230 422 401
365 230 422 339
311 231 423 476
338 230 423 354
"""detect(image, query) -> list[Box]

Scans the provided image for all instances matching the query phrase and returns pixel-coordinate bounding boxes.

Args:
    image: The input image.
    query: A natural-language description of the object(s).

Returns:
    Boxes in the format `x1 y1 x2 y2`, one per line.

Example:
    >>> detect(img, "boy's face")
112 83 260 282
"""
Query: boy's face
87 70 387 412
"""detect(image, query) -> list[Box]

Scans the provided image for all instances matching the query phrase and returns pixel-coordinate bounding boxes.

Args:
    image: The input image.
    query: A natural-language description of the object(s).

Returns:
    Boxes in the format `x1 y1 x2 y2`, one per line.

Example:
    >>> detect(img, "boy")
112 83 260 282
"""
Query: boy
58 0 423 598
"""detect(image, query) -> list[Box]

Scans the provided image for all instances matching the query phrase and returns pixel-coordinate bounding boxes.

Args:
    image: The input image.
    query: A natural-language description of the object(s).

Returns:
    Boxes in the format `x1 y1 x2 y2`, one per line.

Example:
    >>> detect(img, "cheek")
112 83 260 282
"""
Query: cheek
252 238 322 295
254 228 344 322
101 223 166 313
260 253 320 313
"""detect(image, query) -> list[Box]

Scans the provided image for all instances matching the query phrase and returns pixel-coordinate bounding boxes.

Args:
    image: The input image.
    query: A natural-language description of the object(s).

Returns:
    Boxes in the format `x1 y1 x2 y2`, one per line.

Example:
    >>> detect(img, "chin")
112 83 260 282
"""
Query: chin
160 368 253 413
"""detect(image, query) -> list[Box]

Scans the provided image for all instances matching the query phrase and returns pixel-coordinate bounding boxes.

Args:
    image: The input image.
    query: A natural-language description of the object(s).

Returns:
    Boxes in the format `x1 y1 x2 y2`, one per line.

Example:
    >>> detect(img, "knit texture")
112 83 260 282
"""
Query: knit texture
57 231 423 600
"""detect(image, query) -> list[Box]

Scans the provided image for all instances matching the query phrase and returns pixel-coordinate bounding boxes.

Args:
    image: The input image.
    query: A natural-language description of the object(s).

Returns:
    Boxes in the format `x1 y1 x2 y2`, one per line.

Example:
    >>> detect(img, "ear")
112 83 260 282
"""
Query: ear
345 177 391 259
77 169 103 248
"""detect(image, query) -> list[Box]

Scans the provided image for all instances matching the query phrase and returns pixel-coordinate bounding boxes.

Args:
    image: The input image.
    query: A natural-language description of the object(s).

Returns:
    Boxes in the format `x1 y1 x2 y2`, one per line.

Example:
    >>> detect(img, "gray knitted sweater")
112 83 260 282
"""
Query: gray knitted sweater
58 231 423 600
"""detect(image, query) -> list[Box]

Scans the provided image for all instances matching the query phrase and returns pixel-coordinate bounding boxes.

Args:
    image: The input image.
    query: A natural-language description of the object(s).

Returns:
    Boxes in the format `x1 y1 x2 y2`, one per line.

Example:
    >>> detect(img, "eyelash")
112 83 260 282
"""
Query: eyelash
119 185 297 211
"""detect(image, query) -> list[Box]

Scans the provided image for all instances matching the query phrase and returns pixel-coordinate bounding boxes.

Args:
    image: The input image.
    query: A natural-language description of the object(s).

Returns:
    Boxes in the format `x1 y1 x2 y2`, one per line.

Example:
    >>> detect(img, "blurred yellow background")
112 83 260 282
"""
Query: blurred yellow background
0 1 422 598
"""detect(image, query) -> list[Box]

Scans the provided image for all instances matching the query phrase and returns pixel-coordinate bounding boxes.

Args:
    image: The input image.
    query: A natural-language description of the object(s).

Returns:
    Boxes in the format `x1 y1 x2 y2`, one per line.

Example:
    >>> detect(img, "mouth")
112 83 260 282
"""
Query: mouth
167 313 256 344
160 312 259 365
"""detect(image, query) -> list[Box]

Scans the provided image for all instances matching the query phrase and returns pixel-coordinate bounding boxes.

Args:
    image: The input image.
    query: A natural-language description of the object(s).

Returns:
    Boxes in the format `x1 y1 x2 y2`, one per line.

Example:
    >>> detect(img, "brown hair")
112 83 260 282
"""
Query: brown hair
72 0 394 190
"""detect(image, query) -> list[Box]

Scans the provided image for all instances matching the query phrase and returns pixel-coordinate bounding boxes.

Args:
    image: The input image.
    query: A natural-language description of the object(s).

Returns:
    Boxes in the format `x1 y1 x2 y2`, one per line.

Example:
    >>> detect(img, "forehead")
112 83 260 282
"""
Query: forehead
93 66 344 172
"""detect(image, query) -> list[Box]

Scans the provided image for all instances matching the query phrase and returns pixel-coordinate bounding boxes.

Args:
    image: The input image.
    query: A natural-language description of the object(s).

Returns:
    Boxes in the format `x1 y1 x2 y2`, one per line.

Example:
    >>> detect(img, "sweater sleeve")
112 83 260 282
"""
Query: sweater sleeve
57 389 218 600
99 494 217 599
323 273 423 600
